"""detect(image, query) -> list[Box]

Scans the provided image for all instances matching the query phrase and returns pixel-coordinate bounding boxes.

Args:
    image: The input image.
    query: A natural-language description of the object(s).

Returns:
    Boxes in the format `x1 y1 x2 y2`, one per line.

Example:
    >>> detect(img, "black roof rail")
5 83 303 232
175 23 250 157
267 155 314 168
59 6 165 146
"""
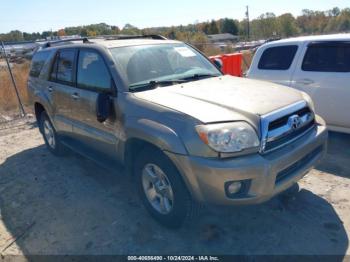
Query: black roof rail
41 35 167 49
43 37 90 48
100 34 167 41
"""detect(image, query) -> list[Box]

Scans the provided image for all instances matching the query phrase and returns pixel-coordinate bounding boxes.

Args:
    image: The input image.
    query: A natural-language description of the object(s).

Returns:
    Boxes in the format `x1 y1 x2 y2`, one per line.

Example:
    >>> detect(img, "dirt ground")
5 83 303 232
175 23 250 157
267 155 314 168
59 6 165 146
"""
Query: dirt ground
0 121 349 257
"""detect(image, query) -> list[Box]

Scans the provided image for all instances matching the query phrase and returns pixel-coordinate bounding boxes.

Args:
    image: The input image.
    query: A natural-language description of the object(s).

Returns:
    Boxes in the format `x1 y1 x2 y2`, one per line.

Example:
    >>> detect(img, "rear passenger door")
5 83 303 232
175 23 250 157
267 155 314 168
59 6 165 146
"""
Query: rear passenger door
291 41 350 130
69 48 118 159
248 44 300 86
49 48 77 135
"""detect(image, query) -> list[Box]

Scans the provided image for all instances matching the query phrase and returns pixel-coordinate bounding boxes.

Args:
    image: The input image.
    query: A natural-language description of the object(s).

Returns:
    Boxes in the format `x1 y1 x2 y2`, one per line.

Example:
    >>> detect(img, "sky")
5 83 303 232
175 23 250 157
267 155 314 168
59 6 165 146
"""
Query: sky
1 0 349 33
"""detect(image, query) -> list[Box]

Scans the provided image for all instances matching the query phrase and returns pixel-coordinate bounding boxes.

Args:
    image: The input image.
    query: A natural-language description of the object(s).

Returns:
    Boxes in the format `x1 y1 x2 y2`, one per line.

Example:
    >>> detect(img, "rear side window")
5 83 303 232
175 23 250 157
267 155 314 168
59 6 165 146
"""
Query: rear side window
50 49 76 85
258 45 298 70
30 51 51 78
302 42 350 72
77 50 111 91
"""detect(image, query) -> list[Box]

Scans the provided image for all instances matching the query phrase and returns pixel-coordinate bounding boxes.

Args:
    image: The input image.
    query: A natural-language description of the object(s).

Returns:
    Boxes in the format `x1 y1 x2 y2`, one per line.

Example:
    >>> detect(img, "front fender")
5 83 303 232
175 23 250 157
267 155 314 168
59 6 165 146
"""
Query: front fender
125 117 188 155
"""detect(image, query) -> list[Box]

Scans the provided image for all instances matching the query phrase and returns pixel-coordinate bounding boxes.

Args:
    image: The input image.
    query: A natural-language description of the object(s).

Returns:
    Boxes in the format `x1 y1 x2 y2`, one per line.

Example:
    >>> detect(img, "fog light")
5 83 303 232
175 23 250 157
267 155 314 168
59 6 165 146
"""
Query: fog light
227 182 242 194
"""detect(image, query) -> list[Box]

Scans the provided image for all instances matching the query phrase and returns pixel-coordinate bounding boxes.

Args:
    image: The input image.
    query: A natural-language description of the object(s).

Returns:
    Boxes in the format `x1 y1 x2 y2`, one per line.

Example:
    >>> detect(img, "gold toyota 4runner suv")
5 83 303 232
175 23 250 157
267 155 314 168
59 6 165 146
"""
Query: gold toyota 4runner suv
28 35 328 227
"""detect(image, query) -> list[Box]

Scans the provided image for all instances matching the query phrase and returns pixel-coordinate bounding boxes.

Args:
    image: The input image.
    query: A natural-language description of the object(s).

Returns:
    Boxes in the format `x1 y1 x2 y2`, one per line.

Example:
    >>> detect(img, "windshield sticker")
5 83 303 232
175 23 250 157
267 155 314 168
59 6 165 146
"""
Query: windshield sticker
174 47 196 57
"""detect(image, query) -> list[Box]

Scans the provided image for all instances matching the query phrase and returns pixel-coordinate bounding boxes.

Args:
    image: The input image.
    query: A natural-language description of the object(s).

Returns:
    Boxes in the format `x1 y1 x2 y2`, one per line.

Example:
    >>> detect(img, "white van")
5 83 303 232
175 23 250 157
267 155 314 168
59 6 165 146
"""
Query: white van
247 34 350 134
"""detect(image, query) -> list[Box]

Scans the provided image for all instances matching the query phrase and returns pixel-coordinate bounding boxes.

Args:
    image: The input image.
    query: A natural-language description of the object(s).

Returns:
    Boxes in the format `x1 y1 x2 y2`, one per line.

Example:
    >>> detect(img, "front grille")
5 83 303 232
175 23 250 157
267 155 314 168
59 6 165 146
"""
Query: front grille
260 101 316 154
264 119 315 152
275 146 323 184
268 107 311 130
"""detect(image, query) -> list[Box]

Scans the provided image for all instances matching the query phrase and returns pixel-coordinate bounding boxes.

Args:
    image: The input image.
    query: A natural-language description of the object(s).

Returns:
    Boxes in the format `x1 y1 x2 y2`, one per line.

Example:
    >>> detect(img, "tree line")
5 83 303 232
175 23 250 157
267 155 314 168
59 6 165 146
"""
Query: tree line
1 7 349 43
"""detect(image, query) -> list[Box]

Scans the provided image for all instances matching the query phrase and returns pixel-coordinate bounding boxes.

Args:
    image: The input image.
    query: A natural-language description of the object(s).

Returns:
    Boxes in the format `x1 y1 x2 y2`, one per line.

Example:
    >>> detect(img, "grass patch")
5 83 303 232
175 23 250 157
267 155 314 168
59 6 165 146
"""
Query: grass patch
0 61 30 112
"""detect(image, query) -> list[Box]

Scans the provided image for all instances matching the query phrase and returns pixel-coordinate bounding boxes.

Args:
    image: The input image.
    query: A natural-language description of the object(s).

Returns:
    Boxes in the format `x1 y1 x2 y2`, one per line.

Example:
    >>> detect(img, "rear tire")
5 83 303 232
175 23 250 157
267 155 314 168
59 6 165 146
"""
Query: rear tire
134 147 196 228
39 111 65 156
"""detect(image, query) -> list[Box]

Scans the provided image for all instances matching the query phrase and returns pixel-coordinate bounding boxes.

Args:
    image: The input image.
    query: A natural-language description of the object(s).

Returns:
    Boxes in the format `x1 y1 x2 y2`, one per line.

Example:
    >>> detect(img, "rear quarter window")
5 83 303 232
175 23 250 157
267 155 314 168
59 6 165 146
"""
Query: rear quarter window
50 49 76 86
258 45 298 70
302 42 350 72
29 50 52 78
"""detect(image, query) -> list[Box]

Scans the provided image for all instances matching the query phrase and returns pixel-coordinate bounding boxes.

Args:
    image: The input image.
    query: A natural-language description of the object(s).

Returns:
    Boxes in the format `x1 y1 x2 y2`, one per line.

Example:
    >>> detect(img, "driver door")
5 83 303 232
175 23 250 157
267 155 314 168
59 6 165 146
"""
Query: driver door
69 48 119 159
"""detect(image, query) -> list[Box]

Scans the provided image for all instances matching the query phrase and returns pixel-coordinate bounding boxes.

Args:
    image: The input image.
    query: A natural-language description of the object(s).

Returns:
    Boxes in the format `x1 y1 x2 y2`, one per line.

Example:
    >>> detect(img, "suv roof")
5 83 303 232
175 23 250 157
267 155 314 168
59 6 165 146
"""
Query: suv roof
95 38 180 48
40 35 181 50
267 33 350 45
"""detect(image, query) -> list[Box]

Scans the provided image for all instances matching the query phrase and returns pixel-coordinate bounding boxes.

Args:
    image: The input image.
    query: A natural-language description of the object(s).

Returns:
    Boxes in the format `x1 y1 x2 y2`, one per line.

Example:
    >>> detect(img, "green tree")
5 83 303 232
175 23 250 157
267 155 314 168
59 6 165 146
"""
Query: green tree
0 30 23 41
121 24 141 35
111 26 120 35
201 22 211 34
208 20 219 34
190 32 209 51
220 18 239 35
42 31 53 39
166 27 176 39
251 13 278 39
328 7 341 17
336 8 350 31
297 9 329 34
277 13 299 37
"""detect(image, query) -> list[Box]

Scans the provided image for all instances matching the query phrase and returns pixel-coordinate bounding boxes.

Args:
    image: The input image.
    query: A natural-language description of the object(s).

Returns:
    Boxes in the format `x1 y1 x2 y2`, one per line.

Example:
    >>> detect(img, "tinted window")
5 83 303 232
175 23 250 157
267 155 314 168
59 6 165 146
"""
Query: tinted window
30 51 52 77
258 45 298 70
302 43 350 72
55 50 75 85
77 50 111 90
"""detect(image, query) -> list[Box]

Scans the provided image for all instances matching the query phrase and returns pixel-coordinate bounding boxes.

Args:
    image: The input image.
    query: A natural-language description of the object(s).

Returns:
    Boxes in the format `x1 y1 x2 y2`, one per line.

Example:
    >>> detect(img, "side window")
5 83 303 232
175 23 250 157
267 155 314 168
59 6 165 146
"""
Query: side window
77 50 111 91
258 45 298 70
52 50 75 85
302 43 350 72
30 50 52 78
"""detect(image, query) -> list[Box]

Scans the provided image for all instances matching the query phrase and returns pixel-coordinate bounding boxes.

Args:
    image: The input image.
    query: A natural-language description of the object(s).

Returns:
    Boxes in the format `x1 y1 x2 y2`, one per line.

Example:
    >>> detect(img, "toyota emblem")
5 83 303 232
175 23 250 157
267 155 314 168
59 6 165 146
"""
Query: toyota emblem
288 115 302 130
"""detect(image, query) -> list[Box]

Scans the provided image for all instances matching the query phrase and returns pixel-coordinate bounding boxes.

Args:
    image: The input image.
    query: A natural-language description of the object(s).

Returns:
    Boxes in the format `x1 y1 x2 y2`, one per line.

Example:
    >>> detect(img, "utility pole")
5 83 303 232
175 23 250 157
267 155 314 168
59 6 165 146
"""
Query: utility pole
246 5 250 41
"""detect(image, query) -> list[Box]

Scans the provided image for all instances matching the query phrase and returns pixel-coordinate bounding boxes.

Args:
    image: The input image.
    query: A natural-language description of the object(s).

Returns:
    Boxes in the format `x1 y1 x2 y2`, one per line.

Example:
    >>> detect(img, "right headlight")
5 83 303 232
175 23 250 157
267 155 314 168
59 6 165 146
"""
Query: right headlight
195 122 260 153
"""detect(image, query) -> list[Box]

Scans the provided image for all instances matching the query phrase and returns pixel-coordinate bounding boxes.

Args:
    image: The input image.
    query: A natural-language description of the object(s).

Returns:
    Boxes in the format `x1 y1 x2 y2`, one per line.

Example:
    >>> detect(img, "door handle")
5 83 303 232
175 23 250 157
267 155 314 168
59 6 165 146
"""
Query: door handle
71 93 79 100
296 78 314 85
48 86 53 92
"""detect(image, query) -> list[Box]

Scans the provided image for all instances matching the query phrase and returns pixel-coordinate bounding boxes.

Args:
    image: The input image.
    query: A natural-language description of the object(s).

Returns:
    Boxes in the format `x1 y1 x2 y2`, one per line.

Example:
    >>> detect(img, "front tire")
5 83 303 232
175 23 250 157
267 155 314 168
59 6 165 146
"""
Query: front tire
39 111 65 156
134 147 196 228
279 183 300 199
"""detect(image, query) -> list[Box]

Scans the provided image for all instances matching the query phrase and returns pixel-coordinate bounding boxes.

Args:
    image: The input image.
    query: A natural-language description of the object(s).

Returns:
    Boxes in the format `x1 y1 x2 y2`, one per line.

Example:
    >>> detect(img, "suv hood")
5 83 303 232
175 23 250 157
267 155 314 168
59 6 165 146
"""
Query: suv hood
133 75 304 123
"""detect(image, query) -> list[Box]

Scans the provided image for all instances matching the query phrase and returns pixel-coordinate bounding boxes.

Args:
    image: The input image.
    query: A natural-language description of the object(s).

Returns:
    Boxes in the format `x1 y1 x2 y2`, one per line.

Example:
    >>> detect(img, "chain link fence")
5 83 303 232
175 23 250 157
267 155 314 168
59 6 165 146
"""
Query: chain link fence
0 41 35 129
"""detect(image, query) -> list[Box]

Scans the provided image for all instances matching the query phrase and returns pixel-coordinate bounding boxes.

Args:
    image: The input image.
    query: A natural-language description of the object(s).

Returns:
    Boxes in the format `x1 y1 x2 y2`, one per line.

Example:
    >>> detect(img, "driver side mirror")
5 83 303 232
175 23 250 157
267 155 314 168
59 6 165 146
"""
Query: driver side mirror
96 93 112 123
213 58 223 71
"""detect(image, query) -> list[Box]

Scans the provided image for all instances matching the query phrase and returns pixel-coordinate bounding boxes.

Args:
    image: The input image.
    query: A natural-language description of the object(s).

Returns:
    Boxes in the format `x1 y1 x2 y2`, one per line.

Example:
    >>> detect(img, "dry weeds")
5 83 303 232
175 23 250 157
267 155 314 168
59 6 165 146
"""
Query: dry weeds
0 61 30 112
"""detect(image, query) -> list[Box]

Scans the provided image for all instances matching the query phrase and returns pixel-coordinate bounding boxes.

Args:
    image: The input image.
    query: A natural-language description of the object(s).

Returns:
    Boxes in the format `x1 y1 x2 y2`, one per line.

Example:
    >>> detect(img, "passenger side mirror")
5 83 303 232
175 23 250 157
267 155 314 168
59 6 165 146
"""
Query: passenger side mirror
213 58 223 70
96 93 112 123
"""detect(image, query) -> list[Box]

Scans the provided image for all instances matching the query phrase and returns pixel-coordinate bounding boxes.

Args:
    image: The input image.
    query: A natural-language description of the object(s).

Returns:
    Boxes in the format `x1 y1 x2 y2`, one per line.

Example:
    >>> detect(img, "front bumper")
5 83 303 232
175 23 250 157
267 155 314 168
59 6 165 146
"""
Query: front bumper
166 124 328 206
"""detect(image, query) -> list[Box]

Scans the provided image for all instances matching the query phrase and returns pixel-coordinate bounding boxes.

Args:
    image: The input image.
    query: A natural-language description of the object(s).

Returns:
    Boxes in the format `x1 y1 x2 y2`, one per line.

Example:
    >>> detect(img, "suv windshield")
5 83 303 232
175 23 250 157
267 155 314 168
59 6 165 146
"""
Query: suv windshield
109 43 222 91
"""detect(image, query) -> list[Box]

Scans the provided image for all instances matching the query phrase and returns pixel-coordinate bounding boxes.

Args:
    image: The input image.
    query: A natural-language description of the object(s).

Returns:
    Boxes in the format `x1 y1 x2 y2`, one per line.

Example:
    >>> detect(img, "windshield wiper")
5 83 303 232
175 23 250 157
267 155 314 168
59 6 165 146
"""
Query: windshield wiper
180 73 219 82
129 80 186 92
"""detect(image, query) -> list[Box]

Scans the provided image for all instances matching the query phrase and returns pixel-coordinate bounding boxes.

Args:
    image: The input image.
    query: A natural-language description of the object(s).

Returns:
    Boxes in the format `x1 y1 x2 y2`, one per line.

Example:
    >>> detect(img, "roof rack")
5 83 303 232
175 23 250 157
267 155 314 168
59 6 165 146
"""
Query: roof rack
43 37 90 48
96 34 167 41
41 35 167 49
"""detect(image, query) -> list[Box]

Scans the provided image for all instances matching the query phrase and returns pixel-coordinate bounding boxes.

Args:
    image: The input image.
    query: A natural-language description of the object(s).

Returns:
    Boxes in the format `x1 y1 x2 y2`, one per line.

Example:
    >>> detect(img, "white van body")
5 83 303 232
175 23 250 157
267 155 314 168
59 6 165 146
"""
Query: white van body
247 34 350 134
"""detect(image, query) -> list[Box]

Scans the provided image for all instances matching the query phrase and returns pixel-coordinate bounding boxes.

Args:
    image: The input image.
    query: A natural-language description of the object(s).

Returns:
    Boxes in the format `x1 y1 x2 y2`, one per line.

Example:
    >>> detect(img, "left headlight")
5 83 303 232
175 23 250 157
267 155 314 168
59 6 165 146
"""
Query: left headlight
195 122 260 153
